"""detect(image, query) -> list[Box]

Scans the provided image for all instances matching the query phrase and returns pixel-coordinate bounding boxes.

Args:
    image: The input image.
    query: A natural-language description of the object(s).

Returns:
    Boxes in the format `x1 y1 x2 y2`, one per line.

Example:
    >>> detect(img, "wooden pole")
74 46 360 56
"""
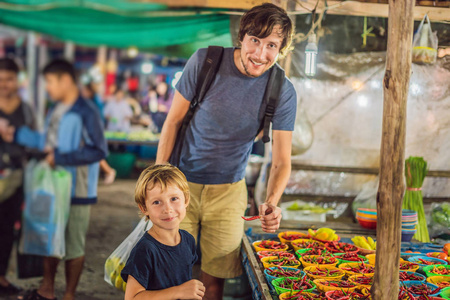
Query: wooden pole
372 0 415 298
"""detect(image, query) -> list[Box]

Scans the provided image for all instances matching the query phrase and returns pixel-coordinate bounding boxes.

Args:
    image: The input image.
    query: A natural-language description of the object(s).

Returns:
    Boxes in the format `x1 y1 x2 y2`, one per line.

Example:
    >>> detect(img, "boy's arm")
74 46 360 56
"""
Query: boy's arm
125 276 205 300
14 126 46 151
54 111 107 166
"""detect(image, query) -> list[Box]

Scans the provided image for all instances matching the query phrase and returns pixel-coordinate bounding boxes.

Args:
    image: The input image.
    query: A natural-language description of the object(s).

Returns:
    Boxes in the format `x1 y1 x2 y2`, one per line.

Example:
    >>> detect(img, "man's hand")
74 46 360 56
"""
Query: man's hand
259 203 282 233
177 279 205 300
45 148 55 167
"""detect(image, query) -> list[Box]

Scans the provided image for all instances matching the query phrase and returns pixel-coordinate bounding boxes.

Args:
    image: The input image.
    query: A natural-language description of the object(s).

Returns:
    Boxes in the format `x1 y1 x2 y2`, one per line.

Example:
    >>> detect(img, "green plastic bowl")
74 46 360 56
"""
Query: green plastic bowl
295 248 312 258
334 253 369 265
423 265 450 278
272 277 316 295
440 287 450 299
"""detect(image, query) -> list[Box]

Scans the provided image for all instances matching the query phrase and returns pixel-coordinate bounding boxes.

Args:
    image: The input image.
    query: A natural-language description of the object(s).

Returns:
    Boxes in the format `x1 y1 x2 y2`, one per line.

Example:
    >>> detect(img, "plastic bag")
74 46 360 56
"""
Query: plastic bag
19 160 72 258
351 177 379 217
412 14 438 65
428 202 450 239
104 218 152 292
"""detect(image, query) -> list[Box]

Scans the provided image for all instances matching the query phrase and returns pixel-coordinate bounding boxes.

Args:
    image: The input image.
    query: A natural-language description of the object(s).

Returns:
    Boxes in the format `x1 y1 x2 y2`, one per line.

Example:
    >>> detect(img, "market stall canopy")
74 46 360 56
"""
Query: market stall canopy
0 0 232 57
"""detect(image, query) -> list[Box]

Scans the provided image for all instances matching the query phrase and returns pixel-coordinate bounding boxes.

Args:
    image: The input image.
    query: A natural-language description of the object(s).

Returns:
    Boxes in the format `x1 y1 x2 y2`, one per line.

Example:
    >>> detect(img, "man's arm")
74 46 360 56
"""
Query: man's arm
259 130 292 233
125 276 205 300
155 90 190 164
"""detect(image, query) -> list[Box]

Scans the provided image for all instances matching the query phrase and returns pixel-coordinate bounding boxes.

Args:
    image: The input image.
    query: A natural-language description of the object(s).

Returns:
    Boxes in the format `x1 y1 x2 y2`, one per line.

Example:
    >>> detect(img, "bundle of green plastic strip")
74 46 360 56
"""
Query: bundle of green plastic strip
402 156 429 242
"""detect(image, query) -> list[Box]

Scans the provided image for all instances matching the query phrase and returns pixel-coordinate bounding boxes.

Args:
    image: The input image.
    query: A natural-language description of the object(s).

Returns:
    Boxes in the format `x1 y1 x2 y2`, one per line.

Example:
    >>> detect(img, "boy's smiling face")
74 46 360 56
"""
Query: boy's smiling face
140 183 188 231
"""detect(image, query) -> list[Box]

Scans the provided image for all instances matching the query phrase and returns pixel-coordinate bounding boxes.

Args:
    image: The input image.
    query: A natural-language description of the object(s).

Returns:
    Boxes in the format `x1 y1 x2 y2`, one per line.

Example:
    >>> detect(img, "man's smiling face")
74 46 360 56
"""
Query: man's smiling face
237 25 284 78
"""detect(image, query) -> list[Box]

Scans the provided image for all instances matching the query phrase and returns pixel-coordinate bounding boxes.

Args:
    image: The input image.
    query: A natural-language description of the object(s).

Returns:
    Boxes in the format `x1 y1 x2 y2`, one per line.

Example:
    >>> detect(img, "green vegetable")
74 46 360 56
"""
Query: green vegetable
287 202 330 213
402 156 429 242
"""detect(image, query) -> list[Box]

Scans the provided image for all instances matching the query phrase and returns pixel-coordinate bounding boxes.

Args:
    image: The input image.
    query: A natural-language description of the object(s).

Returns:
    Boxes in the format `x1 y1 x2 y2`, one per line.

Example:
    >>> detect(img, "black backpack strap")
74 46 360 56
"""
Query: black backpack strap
258 66 285 143
169 46 224 166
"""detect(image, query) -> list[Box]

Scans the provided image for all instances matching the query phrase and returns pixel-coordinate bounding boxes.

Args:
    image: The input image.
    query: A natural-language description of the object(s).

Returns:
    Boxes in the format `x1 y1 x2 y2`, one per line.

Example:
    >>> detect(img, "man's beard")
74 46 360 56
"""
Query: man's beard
240 55 276 78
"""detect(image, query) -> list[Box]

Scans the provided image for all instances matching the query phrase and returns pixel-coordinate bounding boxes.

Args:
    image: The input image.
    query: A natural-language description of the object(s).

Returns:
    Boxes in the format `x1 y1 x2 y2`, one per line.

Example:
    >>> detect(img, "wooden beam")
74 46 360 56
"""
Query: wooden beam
372 0 415 298
294 0 449 23
156 0 270 10
290 163 450 178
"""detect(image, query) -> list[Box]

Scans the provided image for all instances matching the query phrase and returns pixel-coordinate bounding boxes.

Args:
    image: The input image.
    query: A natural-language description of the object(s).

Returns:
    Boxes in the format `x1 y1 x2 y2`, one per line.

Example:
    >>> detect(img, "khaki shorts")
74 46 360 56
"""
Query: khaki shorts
64 205 91 260
180 179 247 279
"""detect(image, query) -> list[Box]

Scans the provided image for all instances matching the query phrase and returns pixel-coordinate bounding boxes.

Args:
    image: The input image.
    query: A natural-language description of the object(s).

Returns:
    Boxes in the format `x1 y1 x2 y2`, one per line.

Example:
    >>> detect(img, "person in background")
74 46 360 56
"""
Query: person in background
4 58 107 300
150 82 173 132
103 87 133 133
0 58 35 297
156 3 296 299
81 82 116 185
141 82 173 132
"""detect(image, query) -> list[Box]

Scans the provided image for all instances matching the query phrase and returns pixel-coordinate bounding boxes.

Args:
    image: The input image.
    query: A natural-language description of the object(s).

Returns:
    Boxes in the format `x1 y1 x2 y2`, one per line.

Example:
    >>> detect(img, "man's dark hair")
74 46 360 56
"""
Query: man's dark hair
238 3 295 58
42 58 77 82
0 58 20 74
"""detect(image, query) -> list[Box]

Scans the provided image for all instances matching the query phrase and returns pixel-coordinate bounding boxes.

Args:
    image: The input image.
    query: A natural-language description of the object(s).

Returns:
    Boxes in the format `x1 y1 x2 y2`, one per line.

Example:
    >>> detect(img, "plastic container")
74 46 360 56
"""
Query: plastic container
440 287 450 300
325 243 359 255
300 255 338 268
400 261 421 272
278 291 324 300
348 274 373 289
338 262 375 277
261 256 301 269
314 278 357 293
296 248 312 258
271 277 316 295
264 267 304 290
427 276 450 289
356 217 377 229
402 231 417 242
303 265 345 281
138 145 158 159
357 208 377 215
253 240 289 252
256 250 295 260
423 265 450 278
408 256 448 268
291 239 325 252
106 152 136 178
399 271 427 282
401 281 440 297
278 231 308 245
333 253 369 264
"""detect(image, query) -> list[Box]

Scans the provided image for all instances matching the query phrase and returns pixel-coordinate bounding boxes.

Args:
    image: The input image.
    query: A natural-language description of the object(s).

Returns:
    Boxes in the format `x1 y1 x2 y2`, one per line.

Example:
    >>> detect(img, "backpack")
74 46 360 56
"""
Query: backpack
170 46 285 166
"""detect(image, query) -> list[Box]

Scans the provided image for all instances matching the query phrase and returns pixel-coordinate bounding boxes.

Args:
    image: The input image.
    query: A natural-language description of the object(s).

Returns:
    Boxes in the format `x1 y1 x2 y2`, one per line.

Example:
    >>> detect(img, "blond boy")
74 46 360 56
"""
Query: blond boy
121 164 205 300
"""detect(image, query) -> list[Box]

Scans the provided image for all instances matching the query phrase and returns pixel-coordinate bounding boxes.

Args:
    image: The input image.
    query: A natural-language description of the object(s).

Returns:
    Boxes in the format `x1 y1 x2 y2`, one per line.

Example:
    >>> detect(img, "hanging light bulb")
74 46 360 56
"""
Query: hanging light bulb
305 33 318 77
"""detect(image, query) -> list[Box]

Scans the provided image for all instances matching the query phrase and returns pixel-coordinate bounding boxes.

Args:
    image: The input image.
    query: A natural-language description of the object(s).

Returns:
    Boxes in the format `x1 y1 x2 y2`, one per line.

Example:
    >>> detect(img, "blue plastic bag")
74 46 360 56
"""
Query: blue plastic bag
19 160 72 258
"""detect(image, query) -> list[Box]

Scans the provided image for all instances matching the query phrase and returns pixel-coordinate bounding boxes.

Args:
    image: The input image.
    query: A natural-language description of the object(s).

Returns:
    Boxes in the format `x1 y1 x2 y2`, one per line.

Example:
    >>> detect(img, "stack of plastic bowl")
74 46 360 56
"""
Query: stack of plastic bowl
402 209 418 242
356 208 377 229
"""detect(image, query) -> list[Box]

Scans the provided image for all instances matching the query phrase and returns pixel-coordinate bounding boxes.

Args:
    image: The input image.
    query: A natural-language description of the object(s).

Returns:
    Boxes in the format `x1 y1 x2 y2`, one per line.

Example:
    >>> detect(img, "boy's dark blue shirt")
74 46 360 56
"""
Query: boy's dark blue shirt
121 229 197 290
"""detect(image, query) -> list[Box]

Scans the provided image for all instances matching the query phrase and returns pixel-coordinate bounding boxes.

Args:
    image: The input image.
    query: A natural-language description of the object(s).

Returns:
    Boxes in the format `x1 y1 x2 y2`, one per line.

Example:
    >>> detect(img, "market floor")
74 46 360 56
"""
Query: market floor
5 179 139 300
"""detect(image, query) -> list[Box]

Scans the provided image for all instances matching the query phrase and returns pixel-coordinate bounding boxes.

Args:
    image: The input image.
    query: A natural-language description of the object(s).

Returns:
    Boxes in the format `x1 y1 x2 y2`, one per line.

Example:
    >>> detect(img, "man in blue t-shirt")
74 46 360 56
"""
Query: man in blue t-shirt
156 3 297 299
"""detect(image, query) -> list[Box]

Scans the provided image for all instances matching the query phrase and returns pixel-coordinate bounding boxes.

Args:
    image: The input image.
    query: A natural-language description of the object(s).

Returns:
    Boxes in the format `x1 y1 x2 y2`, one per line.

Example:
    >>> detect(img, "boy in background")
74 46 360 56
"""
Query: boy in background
6 58 107 300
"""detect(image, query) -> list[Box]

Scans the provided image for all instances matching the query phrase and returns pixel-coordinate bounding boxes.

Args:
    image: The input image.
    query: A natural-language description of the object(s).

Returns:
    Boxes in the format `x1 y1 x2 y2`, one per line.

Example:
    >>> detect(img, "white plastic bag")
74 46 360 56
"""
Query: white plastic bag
104 218 152 292
412 14 438 65
20 160 72 258
351 177 379 217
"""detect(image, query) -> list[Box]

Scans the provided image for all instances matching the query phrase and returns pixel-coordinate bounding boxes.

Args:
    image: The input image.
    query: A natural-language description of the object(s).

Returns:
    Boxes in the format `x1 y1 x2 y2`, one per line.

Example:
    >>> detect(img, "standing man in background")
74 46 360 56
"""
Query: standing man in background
0 58 35 297
4 59 107 300
156 3 297 299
